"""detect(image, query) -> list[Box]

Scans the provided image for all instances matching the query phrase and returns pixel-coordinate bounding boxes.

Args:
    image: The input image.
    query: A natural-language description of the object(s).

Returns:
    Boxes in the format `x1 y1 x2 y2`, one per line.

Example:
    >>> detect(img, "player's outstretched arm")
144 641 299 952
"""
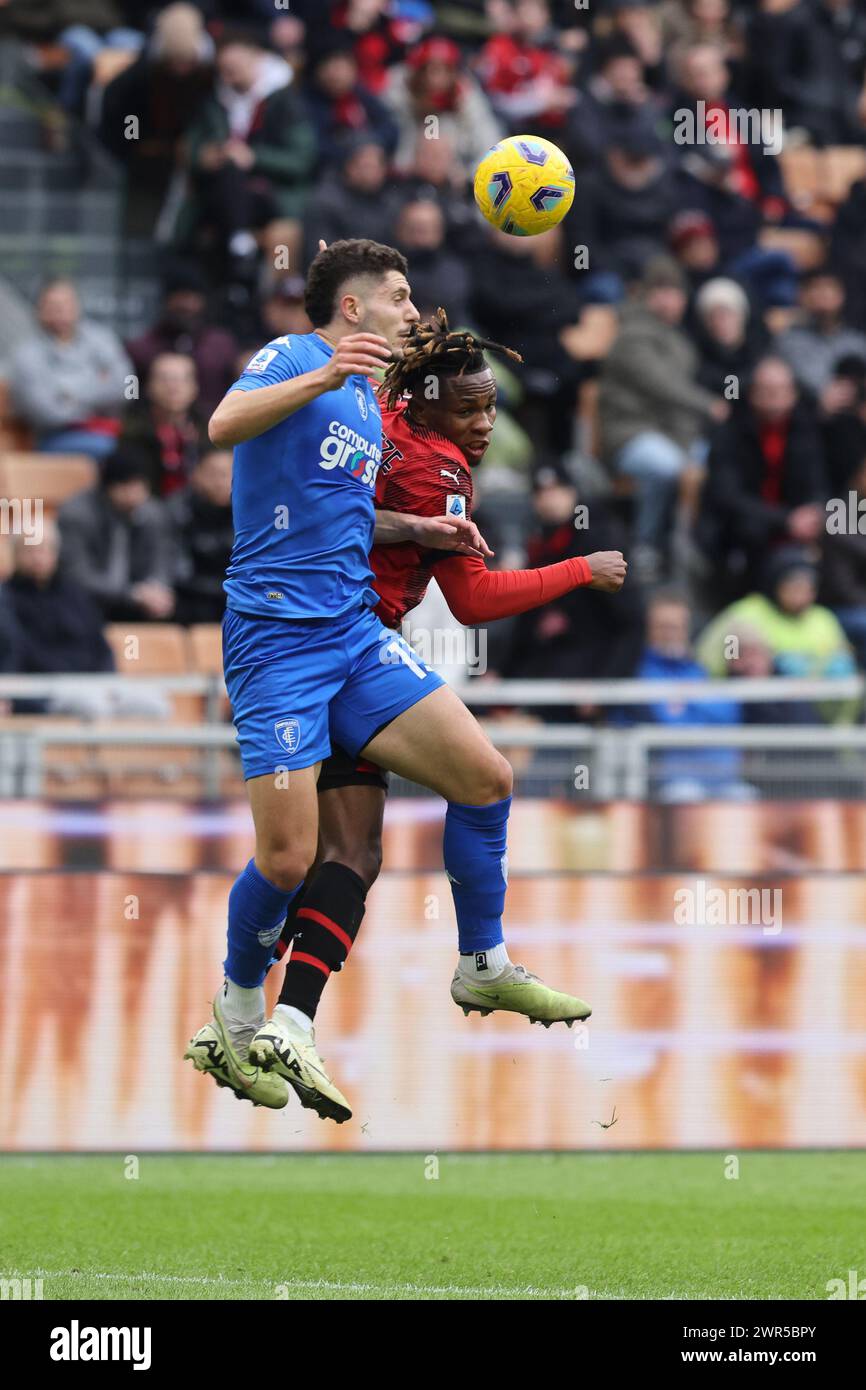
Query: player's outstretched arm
434 549 627 625
374 511 494 559
208 333 392 448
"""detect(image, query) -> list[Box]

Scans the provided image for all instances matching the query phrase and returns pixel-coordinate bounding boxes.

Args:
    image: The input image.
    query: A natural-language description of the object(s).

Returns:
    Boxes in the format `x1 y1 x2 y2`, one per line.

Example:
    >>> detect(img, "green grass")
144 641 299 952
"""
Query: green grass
0 1153 863 1300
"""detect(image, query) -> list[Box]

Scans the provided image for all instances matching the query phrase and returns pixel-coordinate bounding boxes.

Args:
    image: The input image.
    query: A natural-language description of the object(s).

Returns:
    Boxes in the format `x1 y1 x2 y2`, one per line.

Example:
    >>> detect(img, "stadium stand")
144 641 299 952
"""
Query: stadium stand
0 0 865 799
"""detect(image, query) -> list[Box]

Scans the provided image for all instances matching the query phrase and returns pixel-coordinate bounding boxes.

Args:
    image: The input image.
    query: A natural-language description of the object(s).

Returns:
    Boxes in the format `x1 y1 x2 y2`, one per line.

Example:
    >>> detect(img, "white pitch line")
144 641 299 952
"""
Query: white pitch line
16 1269 580 1299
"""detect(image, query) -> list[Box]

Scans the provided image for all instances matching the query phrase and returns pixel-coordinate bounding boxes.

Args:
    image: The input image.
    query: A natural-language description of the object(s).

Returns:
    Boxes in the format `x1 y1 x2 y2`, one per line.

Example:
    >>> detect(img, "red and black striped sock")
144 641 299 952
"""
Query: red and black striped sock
278 862 367 1020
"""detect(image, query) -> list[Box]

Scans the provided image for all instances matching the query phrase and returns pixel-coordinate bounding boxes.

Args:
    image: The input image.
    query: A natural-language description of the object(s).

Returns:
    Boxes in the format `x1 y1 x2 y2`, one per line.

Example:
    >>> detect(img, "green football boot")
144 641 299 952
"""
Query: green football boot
451 962 591 1027
250 1012 352 1124
184 990 289 1109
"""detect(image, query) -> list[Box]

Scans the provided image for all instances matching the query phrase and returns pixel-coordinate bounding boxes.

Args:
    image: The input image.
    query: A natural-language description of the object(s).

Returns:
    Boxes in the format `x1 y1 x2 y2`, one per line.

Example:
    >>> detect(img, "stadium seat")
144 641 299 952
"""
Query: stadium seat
758 226 827 271
188 623 231 720
823 146 866 205
0 452 96 513
105 623 189 675
187 624 223 676
779 147 822 210
105 623 202 722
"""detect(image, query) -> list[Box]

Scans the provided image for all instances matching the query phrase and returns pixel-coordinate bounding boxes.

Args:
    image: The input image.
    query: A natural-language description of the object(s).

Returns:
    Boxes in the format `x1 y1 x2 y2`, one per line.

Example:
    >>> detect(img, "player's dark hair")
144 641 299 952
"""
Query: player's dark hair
380 307 522 409
304 239 409 328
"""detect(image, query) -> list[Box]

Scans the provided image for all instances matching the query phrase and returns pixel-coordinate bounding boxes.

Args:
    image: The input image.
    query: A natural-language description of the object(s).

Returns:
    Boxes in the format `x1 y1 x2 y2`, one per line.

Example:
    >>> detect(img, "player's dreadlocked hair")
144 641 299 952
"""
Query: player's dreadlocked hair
380 308 522 410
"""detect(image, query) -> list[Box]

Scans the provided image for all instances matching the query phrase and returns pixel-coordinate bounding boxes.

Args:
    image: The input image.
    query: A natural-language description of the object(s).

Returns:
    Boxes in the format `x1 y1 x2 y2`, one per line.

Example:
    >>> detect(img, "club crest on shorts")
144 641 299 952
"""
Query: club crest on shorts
446 493 467 518
274 718 301 753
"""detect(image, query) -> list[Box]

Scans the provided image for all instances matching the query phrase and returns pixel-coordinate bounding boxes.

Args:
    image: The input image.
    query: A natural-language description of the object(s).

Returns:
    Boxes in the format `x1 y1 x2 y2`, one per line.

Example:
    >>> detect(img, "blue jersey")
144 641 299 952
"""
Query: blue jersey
223 332 383 620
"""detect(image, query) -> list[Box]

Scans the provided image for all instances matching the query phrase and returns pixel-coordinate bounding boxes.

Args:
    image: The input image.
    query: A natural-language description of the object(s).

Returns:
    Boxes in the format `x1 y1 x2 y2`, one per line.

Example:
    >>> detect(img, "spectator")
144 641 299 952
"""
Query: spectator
668 209 721 292
597 256 724 581
497 463 644 697
3 519 113 674
385 35 501 175
303 32 399 168
58 448 177 621
697 356 829 597
822 356 866 495
98 3 215 227
394 129 485 260
301 136 401 267
393 198 471 326
179 30 316 276
256 277 312 343
774 268 866 403
726 628 823 725
8 279 133 460
692 275 767 396
119 353 207 498
567 130 679 290
821 454 866 668
831 175 866 328
477 0 576 132
48 4 144 118
673 144 761 264
744 0 866 146
697 548 857 721
126 263 238 419
661 0 742 59
565 36 659 171
616 587 749 803
471 225 585 458
167 449 234 625
0 587 20 675
331 0 431 95
669 41 786 214
610 0 666 88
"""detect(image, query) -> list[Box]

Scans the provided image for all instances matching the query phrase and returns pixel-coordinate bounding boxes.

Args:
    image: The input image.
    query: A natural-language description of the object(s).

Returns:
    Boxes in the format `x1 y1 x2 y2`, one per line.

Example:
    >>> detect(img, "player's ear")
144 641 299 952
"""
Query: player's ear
340 291 361 326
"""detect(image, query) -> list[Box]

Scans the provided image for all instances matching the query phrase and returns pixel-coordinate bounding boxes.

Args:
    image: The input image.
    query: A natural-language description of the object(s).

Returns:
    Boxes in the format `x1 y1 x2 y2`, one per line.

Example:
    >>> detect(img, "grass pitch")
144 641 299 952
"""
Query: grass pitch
1 1152 862 1300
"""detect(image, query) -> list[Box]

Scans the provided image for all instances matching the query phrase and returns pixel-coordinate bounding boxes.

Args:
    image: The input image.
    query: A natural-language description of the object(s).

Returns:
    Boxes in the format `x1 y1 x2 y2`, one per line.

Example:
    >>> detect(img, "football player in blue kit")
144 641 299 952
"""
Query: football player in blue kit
185 239 590 1116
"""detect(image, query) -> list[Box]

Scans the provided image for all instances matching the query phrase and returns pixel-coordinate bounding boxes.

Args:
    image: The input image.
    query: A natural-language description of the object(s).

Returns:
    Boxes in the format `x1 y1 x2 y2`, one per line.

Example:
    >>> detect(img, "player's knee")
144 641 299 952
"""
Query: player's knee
354 836 383 892
256 843 315 892
488 753 514 803
321 837 382 892
459 750 513 805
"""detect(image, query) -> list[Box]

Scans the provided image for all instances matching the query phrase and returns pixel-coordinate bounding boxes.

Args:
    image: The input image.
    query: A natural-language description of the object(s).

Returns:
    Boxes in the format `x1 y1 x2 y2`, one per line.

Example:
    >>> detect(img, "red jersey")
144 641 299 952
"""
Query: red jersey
372 404 472 627
370 401 593 629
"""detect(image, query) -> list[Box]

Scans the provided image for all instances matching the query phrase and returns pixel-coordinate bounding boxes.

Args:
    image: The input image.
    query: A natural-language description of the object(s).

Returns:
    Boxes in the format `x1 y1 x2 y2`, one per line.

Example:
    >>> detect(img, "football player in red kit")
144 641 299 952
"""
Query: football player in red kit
250 310 627 1121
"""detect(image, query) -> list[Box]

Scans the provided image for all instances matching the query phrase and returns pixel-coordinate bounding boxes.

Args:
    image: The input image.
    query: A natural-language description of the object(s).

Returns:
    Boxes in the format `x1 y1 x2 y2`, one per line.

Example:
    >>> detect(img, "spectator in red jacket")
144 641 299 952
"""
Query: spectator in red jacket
330 0 431 95
476 0 576 132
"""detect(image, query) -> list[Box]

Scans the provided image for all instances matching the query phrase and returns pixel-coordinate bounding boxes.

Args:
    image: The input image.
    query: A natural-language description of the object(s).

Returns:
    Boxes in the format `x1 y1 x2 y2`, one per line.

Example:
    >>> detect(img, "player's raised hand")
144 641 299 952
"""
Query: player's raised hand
586 550 628 592
321 333 392 389
411 514 494 559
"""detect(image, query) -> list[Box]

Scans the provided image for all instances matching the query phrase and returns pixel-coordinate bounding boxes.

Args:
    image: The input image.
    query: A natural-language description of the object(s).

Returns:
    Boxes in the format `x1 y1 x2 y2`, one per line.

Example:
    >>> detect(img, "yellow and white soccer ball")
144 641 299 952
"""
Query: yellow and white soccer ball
473 134 575 237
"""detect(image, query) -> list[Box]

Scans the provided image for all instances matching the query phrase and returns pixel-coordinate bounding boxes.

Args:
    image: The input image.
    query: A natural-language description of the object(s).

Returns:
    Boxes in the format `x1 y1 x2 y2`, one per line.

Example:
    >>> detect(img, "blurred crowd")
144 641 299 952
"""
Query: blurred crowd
2 0 866 755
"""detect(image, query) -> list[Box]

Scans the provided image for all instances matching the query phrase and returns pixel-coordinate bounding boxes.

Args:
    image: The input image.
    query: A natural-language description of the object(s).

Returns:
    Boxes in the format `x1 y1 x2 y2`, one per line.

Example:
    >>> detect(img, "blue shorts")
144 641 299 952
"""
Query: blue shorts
222 604 444 779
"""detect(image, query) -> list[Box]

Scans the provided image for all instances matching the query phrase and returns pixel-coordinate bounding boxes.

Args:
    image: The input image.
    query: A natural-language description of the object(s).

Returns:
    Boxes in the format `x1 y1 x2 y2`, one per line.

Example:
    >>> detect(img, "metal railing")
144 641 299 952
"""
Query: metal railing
0 674 861 800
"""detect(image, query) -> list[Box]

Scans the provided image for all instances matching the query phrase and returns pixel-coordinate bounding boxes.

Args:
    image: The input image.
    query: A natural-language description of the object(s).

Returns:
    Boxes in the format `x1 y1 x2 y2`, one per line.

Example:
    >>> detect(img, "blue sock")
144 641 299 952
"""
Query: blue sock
224 859 302 989
443 797 511 954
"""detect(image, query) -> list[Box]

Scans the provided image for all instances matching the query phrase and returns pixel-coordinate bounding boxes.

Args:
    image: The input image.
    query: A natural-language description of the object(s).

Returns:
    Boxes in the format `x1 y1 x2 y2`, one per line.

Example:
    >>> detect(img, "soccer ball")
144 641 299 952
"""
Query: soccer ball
473 135 575 237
